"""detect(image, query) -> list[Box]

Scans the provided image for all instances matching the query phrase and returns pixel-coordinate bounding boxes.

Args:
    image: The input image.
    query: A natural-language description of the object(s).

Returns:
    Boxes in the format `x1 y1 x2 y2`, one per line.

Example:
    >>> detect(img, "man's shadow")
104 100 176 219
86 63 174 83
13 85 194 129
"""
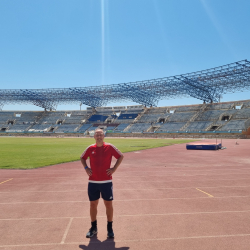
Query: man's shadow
79 235 129 250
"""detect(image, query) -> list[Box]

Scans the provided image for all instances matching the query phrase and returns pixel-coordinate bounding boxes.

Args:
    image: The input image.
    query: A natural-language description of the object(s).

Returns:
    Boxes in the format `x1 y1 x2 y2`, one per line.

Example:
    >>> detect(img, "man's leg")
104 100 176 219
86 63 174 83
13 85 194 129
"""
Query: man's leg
104 200 114 238
90 199 99 222
86 200 99 238
103 200 113 222
87 182 100 238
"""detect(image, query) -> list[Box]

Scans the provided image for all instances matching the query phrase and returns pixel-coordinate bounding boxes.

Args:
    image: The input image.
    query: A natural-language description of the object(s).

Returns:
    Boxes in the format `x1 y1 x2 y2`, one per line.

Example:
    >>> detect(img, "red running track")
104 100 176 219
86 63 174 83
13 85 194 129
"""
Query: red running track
0 138 250 250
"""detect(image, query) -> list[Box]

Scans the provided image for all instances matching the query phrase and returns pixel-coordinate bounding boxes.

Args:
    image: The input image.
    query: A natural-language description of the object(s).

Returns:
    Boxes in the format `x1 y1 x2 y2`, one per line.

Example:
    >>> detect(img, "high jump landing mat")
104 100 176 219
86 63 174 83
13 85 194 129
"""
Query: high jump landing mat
186 142 222 150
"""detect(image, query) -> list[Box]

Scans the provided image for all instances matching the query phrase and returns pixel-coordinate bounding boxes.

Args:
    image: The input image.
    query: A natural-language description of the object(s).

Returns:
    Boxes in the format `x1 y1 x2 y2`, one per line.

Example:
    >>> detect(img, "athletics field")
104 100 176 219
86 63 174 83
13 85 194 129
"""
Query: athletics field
1 138 250 250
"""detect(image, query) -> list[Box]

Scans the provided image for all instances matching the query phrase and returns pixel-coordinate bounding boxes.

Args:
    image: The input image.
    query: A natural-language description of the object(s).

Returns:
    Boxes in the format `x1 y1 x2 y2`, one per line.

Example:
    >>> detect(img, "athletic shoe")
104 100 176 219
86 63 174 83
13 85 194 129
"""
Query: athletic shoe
86 227 97 238
107 229 114 238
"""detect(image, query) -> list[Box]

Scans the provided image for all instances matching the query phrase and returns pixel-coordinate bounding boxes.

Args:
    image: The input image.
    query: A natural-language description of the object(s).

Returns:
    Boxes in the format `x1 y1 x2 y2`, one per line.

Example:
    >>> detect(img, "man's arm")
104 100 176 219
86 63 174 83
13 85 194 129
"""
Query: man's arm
80 157 92 176
106 155 124 176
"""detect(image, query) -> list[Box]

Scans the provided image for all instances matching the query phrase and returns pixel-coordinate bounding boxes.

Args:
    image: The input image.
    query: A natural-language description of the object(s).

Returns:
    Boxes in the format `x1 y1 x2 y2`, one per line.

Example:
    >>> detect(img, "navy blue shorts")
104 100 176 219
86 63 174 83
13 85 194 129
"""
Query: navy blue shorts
88 182 113 201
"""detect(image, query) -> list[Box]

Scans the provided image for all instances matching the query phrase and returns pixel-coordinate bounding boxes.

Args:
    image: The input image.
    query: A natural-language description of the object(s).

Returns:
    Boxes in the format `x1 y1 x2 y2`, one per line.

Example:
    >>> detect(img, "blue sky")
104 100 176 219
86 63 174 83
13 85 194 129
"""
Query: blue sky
1 0 250 110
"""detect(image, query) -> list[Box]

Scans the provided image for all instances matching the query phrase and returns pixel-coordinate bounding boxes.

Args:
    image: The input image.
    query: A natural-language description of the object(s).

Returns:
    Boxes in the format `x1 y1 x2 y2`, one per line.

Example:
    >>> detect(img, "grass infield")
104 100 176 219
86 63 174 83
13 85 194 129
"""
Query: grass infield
0 137 195 169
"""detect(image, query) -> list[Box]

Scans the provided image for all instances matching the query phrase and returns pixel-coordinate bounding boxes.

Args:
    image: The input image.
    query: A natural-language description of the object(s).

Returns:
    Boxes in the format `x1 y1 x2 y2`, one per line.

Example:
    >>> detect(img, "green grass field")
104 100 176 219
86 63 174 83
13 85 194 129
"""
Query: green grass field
0 137 195 169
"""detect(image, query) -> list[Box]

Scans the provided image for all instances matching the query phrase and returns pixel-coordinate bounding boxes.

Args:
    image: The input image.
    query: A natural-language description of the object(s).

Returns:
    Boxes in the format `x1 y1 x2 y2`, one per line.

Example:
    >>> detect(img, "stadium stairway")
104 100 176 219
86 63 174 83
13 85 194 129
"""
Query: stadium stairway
180 103 208 131
131 108 148 123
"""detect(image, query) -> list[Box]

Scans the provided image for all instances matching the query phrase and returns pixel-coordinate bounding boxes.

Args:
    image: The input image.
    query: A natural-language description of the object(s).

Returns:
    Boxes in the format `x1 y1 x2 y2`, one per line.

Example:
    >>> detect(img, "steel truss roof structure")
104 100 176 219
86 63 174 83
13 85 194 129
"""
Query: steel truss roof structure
1 60 250 110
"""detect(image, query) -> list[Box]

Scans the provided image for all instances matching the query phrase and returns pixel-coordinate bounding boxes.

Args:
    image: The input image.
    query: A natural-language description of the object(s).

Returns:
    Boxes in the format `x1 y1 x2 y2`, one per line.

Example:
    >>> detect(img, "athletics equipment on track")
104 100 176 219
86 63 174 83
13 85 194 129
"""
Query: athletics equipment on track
186 138 223 150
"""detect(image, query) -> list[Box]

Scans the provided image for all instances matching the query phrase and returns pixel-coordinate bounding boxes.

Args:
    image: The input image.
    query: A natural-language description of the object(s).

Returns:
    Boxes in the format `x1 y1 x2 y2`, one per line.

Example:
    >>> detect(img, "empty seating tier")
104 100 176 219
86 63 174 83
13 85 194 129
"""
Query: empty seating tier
6 124 31 132
126 123 152 133
0 112 15 125
29 124 52 132
218 119 248 131
55 124 79 132
168 112 196 122
206 103 234 110
185 121 213 131
195 110 225 121
88 115 109 122
114 123 130 132
174 105 202 112
157 122 186 132
233 108 250 119
78 124 92 132
138 113 170 123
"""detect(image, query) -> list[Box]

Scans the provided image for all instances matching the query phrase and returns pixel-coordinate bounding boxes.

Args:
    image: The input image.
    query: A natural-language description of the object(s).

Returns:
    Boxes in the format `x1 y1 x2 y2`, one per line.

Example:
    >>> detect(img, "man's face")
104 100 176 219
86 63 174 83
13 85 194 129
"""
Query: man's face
94 130 104 144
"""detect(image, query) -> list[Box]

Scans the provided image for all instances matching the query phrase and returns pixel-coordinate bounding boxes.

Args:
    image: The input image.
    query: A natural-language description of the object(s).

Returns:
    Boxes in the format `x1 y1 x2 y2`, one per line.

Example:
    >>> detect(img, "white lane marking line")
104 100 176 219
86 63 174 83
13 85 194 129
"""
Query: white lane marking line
1 233 250 247
67 233 250 243
60 217 73 244
2 210 250 221
2 185 250 193
2 167 250 176
0 217 87 221
2 176 250 186
1 195 250 204
3 174 250 182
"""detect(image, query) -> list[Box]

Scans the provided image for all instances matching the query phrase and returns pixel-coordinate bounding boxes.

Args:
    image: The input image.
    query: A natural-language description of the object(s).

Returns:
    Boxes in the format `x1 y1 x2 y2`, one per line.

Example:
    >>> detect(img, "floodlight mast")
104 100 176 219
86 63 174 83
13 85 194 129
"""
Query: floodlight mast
0 60 250 110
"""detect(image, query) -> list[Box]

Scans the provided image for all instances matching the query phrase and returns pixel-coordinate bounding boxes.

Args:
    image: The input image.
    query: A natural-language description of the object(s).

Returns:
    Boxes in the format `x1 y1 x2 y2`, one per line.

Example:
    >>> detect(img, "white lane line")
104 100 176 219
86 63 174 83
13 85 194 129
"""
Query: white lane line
67 233 250 243
2 177 250 186
1 210 250 221
1 195 250 205
1 233 250 247
0 217 87 221
3 174 250 182
4 170 250 176
1 185 250 193
60 217 73 244
2 167 250 175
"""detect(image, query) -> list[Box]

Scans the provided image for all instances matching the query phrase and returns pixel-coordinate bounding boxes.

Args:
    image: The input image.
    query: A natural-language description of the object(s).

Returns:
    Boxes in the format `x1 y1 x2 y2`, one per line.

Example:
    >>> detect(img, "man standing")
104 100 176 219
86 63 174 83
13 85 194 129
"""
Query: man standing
80 129 124 238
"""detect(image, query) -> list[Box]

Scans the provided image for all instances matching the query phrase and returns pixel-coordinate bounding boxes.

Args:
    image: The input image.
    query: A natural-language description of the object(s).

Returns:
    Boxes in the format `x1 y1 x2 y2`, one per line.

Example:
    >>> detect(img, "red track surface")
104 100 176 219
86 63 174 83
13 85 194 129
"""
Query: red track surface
0 138 250 250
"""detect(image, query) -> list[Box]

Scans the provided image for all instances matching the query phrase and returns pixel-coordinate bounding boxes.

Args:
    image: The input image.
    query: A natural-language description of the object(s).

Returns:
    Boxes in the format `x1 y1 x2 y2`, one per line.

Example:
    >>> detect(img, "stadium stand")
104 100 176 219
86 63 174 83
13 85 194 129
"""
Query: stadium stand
157 122 187 132
146 107 168 113
126 123 152 133
114 123 130 132
29 124 52 132
0 112 15 125
174 105 202 112
103 125 118 131
1 99 250 137
117 113 138 119
218 119 249 131
242 101 250 108
206 103 234 110
39 112 66 124
233 108 250 119
184 121 213 131
195 110 225 121
167 112 196 122
64 111 88 124
110 113 139 124
78 124 93 132
88 115 109 123
55 124 79 133
138 113 170 123
14 112 41 124
6 124 32 132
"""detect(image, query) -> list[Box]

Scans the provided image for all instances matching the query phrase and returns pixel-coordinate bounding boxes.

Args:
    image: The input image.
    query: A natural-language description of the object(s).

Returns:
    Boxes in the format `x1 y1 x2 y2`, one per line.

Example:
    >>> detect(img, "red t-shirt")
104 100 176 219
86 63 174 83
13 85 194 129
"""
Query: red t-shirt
81 142 123 182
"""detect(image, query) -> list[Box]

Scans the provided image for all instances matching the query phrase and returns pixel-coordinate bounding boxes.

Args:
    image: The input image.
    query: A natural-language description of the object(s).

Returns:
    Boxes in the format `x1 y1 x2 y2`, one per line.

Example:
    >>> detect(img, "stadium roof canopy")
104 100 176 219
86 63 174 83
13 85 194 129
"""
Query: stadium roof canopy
0 60 250 110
